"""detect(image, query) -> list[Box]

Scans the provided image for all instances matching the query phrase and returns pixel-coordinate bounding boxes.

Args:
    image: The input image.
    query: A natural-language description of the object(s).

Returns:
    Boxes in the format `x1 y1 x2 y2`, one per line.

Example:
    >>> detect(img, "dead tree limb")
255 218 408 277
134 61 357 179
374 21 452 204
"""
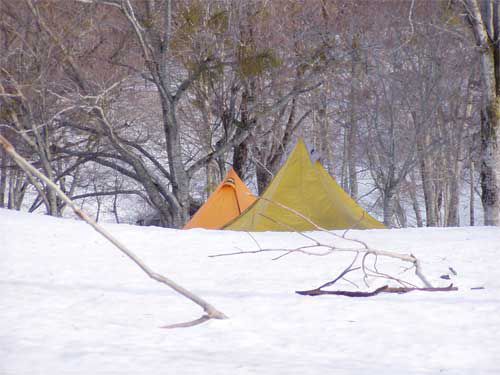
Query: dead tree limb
296 284 458 297
212 195 441 294
251 195 433 288
0 134 227 327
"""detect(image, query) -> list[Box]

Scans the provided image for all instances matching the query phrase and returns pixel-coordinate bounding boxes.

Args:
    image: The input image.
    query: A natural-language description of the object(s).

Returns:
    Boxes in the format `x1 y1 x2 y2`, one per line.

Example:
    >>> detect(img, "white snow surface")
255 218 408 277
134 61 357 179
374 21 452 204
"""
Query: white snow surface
1 208 499 375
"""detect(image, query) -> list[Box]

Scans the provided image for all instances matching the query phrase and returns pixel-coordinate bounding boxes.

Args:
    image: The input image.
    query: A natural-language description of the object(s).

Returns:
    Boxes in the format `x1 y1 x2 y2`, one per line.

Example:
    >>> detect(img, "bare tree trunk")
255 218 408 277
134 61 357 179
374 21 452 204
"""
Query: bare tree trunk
382 188 394 227
446 134 464 227
445 79 472 226
346 124 358 199
417 132 437 226
407 173 423 227
0 146 6 208
341 127 349 192
233 9 256 183
446 176 460 226
206 161 219 197
383 195 393 227
232 81 254 181
466 0 500 225
8 169 16 209
7 168 28 210
480 107 500 225
164 107 190 227
193 84 220 198
255 163 271 195
233 139 250 181
436 186 443 226
346 33 362 200
113 193 120 224
316 92 333 173
470 154 476 226
394 193 407 227
95 197 101 222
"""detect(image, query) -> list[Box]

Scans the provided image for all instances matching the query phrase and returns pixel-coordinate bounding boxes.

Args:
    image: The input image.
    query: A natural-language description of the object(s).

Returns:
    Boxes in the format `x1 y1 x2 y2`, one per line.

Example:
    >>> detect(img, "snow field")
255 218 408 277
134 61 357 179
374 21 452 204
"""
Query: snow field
1 209 499 374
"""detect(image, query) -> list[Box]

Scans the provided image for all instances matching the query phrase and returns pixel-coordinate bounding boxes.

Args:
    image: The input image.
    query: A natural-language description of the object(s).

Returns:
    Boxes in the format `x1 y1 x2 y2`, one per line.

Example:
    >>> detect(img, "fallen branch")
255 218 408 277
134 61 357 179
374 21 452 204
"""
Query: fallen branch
296 285 390 297
252 195 433 288
213 195 444 296
161 315 211 329
296 284 458 297
0 134 227 328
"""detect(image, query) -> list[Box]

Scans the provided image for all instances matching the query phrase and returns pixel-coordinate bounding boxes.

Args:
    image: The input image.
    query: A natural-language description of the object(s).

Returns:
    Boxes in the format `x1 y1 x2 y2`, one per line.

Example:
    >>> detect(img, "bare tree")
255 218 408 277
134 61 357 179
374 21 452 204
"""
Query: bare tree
463 0 500 225
0 0 488 228
0 0 93 216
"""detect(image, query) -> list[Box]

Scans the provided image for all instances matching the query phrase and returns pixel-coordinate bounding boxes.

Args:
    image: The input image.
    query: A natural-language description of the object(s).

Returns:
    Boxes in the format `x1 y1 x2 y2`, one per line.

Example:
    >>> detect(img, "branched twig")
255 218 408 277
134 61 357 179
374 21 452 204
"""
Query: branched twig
209 244 326 259
316 266 361 290
215 195 437 294
252 195 433 288
258 213 322 246
0 134 227 328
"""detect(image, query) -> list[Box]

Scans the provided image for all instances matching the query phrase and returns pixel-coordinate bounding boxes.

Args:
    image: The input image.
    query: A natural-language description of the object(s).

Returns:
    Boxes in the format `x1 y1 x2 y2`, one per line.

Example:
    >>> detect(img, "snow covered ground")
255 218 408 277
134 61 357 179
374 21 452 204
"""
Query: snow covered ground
1 208 499 374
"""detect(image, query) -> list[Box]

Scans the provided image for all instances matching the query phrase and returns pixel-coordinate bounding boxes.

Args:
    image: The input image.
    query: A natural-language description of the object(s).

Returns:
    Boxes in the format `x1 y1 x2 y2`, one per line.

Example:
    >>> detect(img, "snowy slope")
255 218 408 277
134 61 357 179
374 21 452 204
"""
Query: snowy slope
1 208 499 374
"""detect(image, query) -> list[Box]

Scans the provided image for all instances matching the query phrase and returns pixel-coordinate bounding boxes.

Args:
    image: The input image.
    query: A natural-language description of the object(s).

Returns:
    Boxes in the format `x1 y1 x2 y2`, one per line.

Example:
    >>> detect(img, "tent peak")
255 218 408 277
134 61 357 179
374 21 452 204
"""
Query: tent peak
183 168 256 230
224 139 385 231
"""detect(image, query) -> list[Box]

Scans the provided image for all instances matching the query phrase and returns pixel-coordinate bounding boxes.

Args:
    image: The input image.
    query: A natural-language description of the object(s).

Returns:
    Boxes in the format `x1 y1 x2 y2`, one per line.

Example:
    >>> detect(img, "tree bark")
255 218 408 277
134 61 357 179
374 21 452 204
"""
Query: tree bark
346 33 362 200
470 152 476 226
233 139 250 181
407 173 423 227
466 0 500 225
382 188 394 227
445 83 472 226
232 78 254 181
417 128 437 226
480 103 500 225
0 145 6 208
316 92 332 172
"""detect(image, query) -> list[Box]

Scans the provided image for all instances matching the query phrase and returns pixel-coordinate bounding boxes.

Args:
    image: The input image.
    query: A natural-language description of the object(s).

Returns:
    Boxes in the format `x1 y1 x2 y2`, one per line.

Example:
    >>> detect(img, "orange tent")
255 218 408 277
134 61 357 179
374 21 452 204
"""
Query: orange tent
183 168 256 229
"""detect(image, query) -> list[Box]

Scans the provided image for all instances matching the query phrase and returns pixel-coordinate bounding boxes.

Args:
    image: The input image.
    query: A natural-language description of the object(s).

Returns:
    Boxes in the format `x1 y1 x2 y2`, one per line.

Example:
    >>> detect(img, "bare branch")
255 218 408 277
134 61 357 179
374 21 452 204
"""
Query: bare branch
69 189 151 203
161 315 211 329
296 284 457 297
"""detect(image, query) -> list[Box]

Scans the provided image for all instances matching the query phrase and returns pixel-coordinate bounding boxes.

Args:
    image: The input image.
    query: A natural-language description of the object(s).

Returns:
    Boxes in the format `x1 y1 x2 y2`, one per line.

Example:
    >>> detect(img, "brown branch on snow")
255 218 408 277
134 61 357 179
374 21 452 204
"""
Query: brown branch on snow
296 284 458 297
0 134 227 328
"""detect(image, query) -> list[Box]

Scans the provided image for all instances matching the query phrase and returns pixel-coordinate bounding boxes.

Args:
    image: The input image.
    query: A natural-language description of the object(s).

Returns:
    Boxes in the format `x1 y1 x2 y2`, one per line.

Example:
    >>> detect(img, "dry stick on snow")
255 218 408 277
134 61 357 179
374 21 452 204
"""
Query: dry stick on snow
296 284 458 297
0 134 227 328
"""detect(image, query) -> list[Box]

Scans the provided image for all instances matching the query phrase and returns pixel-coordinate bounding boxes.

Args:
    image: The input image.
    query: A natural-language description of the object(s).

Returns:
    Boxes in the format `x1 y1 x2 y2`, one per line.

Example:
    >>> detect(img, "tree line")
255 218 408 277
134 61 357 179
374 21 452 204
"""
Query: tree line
0 0 498 228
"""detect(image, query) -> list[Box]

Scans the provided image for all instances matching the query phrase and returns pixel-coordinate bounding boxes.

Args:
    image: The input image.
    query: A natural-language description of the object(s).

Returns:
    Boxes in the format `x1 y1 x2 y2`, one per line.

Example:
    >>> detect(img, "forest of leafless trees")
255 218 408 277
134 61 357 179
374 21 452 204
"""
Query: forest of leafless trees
0 0 499 228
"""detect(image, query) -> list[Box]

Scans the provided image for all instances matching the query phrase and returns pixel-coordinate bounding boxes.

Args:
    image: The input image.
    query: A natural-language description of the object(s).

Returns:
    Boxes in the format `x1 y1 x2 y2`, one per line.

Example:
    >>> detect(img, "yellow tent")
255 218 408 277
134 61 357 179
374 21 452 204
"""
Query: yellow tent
183 168 256 229
224 139 385 231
